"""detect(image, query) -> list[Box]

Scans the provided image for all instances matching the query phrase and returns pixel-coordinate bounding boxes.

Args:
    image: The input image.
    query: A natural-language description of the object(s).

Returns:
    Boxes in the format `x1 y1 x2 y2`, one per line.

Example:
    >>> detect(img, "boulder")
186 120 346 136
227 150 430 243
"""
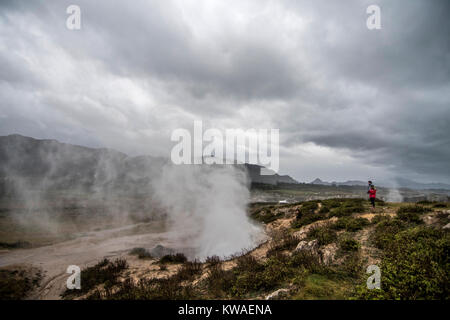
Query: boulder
265 288 290 300
294 239 319 254
293 229 308 240
319 243 338 265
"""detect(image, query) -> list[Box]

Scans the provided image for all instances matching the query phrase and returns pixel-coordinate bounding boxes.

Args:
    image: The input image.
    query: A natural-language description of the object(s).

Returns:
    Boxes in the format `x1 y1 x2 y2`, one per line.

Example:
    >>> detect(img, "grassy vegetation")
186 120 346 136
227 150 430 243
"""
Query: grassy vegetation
331 216 370 232
356 226 449 299
0 267 42 300
175 260 203 281
432 202 449 208
417 200 433 205
62 258 128 298
159 253 188 264
339 238 360 252
328 200 365 217
307 224 337 246
88 258 203 300
394 204 431 224
397 204 432 214
290 199 367 229
195 226 365 299
250 208 284 224
90 276 200 300
266 231 298 257
371 216 407 250
417 200 449 208
290 273 355 299
205 259 235 298
291 201 325 228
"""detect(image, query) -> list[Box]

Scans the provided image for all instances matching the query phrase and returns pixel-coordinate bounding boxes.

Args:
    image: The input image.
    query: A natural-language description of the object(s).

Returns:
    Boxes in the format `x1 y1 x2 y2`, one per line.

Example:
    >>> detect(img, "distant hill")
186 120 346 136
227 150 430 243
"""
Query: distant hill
0 134 167 195
0 135 297 196
310 178 367 186
389 178 450 191
311 178 328 185
309 177 450 191
243 164 298 185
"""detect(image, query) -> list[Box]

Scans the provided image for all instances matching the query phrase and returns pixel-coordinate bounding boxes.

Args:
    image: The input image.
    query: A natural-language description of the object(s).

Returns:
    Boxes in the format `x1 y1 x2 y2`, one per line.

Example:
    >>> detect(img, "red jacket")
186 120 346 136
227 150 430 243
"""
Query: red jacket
369 189 377 198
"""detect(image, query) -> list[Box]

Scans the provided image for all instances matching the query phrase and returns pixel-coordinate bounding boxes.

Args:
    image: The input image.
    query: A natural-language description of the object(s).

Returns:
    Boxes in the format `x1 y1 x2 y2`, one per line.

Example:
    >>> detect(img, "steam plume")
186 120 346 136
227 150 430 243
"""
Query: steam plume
152 163 264 259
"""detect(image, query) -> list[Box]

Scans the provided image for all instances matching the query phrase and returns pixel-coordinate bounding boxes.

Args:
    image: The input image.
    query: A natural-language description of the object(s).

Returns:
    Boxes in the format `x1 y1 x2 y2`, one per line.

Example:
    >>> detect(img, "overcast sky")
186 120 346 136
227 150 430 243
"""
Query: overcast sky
0 0 449 183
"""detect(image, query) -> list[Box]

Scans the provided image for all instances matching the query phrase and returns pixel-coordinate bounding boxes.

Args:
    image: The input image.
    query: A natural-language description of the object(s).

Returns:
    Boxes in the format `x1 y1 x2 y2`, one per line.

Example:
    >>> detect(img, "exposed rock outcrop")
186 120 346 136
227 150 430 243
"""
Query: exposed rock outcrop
294 239 319 254
265 288 290 300
319 243 338 265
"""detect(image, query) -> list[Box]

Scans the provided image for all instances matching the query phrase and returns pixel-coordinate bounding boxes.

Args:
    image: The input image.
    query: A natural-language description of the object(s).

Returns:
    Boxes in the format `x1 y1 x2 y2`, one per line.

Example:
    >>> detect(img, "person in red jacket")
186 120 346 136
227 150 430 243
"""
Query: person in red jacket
368 185 377 210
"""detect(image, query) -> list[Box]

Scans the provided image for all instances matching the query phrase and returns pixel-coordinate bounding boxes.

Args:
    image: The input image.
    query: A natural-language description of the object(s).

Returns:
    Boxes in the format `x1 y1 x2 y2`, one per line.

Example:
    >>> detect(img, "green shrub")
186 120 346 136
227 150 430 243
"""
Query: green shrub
267 232 299 257
292 201 328 228
397 205 431 214
330 205 365 217
205 255 221 267
332 217 350 230
159 253 187 264
205 265 235 297
339 238 360 252
339 252 362 277
174 260 202 281
250 209 283 224
318 199 367 218
291 198 367 228
332 217 370 232
370 214 391 225
322 198 364 208
232 254 292 297
93 276 199 300
356 226 449 299
0 268 42 300
371 218 406 250
289 251 325 274
296 201 320 219
307 224 337 246
235 255 264 273
347 217 370 232
321 199 342 208
417 200 433 205
319 206 330 214
62 258 128 298
89 259 203 300
291 213 325 228
397 211 423 224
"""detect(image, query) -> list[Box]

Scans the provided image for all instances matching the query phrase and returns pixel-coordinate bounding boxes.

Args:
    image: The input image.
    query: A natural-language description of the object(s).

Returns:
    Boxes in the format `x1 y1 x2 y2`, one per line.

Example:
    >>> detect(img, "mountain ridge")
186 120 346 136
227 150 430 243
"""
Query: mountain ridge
0 134 298 192
309 177 450 191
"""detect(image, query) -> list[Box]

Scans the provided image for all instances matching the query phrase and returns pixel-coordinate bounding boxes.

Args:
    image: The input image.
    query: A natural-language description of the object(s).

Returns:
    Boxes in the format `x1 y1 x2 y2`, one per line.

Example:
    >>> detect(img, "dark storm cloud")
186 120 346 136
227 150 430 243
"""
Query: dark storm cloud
276 0 450 181
0 0 449 182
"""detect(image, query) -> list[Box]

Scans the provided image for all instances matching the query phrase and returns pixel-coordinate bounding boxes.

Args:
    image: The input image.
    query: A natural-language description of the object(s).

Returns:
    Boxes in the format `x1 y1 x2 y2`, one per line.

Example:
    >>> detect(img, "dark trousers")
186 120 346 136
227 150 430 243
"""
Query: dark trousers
370 198 375 207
